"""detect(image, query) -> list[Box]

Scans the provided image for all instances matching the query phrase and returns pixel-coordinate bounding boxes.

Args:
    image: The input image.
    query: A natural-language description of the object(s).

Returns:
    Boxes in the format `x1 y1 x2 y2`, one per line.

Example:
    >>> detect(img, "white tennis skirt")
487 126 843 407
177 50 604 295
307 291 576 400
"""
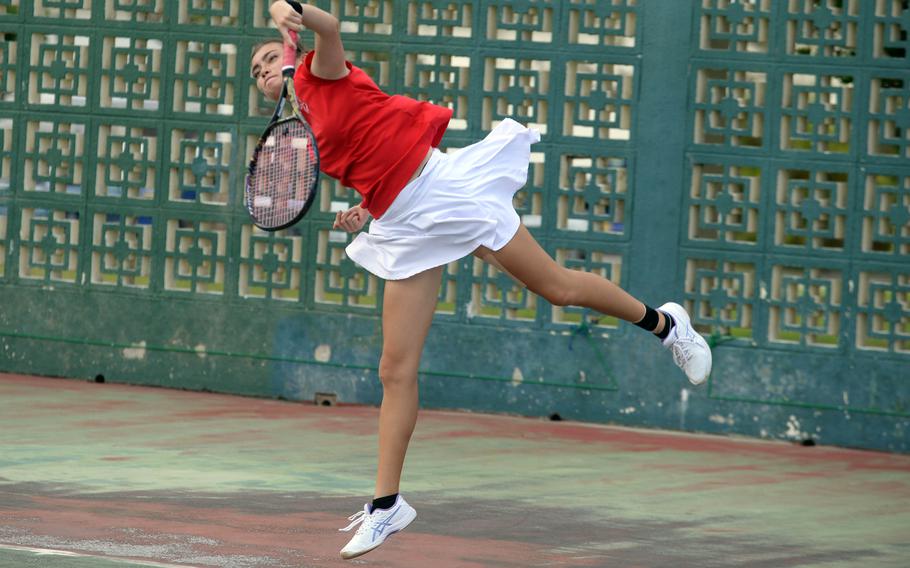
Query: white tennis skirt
345 118 541 280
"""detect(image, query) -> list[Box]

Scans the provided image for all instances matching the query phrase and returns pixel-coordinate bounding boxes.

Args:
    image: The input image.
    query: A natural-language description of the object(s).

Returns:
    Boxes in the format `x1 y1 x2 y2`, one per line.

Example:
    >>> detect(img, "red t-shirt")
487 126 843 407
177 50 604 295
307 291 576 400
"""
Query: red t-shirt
294 52 452 218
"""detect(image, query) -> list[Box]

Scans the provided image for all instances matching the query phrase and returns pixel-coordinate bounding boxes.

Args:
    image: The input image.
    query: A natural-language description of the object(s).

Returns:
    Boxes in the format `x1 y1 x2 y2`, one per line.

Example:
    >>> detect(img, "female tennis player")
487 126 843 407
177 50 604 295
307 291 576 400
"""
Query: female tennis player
252 1 712 560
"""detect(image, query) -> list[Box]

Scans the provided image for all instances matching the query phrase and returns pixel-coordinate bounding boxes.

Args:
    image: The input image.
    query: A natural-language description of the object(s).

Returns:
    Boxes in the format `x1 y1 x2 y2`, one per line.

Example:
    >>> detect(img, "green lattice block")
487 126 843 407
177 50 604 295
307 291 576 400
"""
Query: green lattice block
684 255 758 340
512 147 547 233
873 0 909 63
18 206 81 284
697 0 771 54
177 0 239 27
167 126 233 206
861 169 910 257
104 0 165 24
567 0 638 48
868 74 910 159
251 0 273 28
563 58 635 141
693 66 767 149
163 217 228 295
768 262 845 349
89 209 154 288
100 35 164 112
780 71 853 154
485 1 555 44
0 0 21 18
173 40 237 116
313 227 380 310
434 259 460 317
483 55 551 135
346 45 393 92
33 0 92 19
335 0 393 35
772 165 850 253
687 159 763 246
556 152 629 237
0 32 17 103
238 223 305 301
95 123 158 200
23 120 87 195
468 255 538 325
401 49 470 132
856 269 910 354
407 1 473 39
0 202 8 280
0 117 12 193
315 174 359 221
28 32 91 108
785 0 859 58
550 240 624 330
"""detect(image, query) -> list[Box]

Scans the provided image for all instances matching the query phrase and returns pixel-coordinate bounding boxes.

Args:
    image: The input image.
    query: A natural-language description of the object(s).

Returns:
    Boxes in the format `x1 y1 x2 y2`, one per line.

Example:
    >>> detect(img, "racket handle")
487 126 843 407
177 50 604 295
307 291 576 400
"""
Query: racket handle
282 1 303 74
283 29 298 75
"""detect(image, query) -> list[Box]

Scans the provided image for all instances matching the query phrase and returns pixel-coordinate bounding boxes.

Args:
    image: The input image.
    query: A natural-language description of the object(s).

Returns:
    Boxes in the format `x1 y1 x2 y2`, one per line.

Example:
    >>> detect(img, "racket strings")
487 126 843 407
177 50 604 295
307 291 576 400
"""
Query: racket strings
249 121 318 229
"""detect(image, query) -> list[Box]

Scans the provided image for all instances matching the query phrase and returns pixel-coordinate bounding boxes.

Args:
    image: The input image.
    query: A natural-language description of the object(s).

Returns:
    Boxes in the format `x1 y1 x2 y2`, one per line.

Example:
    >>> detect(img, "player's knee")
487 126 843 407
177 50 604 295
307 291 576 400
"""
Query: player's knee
532 281 571 306
378 355 417 389
536 271 577 307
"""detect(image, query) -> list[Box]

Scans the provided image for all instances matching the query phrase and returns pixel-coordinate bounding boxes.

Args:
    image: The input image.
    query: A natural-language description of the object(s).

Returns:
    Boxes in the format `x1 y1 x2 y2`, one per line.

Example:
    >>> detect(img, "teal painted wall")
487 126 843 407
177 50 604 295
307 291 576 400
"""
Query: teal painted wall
0 1 907 451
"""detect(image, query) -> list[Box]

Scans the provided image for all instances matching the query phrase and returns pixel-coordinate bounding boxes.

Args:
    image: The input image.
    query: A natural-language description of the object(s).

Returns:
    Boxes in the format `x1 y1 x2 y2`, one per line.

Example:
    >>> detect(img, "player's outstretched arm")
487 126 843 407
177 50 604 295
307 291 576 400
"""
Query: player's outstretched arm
269 1 348 80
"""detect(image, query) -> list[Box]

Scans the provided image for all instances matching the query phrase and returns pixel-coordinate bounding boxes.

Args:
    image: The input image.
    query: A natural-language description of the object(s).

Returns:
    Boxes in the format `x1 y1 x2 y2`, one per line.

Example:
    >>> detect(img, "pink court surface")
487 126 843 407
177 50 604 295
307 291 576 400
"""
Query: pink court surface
1 373 909 568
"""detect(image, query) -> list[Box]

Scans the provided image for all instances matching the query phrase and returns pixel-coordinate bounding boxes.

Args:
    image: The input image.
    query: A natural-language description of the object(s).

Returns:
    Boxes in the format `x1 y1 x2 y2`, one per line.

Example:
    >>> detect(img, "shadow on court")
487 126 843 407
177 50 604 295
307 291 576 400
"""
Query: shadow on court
2 373 909 568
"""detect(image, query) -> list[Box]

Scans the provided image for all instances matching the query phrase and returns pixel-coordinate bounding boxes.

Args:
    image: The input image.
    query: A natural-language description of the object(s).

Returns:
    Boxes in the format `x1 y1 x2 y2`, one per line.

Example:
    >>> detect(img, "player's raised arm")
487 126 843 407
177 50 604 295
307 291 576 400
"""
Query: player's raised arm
269 1 348 80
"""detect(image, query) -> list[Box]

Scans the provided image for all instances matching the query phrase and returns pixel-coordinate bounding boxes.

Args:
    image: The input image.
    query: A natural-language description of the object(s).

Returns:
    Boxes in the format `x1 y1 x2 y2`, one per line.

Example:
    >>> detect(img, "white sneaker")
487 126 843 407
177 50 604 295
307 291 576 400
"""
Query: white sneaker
338 495 416 560
658 302 712 385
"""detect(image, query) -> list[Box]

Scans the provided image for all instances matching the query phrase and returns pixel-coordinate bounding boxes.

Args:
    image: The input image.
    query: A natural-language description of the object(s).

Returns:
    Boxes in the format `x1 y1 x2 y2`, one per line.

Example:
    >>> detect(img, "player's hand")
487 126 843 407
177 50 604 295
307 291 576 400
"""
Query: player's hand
333 206 368 233
269 1 304 47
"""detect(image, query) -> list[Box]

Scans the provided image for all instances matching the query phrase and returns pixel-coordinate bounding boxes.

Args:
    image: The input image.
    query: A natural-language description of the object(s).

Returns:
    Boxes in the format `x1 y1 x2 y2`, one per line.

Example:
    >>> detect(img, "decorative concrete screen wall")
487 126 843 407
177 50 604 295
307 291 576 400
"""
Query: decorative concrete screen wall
0 1 907 452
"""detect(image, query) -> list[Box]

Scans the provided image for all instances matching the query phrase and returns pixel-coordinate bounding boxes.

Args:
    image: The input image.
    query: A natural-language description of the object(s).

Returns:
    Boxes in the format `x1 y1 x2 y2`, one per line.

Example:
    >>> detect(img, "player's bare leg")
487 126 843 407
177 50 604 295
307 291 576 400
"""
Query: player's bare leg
484 226 656 325
339 266 441 559
487 226 711 384
375 266 443 497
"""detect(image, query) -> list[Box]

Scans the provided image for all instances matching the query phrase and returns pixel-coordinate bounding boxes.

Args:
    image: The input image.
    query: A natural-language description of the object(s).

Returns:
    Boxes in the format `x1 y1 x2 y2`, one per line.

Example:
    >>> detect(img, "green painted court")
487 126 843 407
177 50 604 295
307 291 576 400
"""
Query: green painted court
2 373 908 567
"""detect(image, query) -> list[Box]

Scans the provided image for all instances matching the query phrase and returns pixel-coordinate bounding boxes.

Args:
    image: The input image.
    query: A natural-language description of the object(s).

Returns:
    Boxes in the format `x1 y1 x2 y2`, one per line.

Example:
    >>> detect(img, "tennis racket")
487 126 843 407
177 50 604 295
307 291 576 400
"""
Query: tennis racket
246 10 319 231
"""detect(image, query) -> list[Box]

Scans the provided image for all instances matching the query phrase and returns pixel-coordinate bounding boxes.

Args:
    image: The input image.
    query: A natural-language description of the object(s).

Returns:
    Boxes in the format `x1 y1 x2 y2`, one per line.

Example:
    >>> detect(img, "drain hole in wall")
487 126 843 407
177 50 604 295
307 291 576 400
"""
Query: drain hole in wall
95 374 105 384
315 392 337 407
549 413 563 421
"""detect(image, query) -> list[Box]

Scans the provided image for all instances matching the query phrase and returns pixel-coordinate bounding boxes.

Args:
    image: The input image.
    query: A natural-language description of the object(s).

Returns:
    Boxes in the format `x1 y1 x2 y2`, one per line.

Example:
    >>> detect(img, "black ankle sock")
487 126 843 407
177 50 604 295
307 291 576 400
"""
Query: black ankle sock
657 312 675 340
634 305 660 332
370 493 398 513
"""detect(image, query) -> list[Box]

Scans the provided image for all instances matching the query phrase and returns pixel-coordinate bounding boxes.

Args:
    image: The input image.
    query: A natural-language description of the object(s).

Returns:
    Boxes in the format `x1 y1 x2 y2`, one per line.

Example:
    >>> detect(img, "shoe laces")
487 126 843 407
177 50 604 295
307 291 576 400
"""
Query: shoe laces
670 336 698 368
339 505 374 534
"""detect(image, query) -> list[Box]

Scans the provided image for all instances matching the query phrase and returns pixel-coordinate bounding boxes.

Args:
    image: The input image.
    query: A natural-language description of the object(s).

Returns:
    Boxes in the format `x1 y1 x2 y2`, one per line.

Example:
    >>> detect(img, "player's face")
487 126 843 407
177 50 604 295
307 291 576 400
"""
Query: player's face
251 43 284 101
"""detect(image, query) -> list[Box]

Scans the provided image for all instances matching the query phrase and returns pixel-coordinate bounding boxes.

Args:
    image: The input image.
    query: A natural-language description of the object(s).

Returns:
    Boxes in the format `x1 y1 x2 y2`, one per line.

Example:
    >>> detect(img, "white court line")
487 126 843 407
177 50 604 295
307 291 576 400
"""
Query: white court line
0 543 197 567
